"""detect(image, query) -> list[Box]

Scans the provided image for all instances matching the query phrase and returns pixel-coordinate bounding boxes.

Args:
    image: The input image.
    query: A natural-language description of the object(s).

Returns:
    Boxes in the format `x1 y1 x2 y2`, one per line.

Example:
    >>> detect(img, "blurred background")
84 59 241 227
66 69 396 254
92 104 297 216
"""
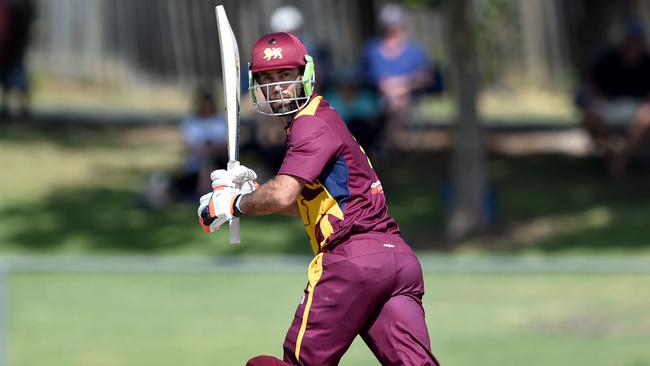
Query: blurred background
1 0 650 365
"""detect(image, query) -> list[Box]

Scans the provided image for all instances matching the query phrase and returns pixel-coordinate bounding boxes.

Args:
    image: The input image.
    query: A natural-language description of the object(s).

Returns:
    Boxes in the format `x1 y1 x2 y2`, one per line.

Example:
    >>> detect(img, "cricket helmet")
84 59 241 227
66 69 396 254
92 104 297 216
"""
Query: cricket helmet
249 32 316 116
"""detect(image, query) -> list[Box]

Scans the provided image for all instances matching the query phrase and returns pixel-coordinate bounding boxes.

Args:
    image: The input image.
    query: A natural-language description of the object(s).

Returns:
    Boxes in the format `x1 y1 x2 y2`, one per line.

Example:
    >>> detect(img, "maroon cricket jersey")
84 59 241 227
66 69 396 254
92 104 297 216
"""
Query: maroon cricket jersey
278 95 400 254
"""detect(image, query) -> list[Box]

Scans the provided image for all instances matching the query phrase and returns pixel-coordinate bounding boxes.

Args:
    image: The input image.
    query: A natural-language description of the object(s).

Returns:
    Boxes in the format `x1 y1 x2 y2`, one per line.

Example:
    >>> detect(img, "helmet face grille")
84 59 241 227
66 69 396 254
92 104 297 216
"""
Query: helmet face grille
248 33 316 116
249 79 313 116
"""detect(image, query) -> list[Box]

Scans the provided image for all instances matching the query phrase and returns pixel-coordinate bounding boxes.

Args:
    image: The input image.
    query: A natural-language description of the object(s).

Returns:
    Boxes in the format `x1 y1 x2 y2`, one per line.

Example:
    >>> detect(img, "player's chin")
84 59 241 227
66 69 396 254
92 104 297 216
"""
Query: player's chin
270 101 293 114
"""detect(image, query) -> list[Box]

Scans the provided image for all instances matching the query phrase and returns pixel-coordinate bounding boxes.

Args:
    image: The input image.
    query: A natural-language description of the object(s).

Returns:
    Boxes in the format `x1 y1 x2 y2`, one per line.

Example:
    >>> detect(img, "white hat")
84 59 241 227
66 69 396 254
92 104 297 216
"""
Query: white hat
379 4 406 28
270 5 304 33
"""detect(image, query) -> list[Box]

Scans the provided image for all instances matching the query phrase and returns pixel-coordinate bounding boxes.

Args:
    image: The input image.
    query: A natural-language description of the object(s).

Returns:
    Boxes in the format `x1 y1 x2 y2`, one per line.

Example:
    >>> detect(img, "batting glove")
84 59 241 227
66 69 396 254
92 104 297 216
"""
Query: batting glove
210 163 258 194
198 186 243 233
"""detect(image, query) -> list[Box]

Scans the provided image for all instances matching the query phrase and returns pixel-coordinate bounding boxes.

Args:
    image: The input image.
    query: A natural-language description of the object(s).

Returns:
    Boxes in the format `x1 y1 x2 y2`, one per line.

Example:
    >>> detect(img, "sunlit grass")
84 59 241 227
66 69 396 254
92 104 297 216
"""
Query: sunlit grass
31 75 191 115
413 87 578 126
8 272 650 366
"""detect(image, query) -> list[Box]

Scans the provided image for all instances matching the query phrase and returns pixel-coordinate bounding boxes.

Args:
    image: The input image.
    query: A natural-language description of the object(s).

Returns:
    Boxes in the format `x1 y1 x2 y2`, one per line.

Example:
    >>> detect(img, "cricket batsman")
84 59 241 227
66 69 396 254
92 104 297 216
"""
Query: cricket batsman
199 32 440 366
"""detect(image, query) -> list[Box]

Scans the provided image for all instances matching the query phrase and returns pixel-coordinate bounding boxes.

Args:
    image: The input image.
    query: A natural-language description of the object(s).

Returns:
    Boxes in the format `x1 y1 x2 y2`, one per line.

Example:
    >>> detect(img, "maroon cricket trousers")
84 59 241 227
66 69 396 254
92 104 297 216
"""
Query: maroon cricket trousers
282 233 440 366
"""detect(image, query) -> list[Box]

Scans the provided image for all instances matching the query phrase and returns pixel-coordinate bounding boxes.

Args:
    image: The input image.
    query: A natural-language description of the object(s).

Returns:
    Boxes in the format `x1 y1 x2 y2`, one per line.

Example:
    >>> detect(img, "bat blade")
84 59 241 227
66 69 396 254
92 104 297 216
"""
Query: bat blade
215 5 241 245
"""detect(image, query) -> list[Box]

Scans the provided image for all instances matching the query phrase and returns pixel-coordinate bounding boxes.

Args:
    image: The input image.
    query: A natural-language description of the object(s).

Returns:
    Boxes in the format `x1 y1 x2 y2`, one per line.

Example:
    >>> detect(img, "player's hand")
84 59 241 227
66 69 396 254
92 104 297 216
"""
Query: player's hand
197 187 240 233
198 192 218 232
198 164 256 233
210 163 258 194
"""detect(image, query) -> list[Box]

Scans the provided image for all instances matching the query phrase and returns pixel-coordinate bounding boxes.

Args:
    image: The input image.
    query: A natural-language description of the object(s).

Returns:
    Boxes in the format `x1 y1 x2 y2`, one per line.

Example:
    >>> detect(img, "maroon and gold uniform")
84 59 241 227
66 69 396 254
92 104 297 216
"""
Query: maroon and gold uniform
245 32 439 366
277 95 438 365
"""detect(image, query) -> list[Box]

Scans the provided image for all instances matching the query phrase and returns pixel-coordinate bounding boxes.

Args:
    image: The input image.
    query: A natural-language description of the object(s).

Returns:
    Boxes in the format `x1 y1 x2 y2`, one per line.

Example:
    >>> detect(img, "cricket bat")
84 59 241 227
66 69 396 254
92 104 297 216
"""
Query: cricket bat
215 5 241 244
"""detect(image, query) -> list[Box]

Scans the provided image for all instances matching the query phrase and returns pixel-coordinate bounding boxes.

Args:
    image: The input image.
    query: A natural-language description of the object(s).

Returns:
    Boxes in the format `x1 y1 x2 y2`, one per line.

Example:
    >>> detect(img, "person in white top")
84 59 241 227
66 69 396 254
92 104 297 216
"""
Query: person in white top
180 91 228 178
144 91 227 208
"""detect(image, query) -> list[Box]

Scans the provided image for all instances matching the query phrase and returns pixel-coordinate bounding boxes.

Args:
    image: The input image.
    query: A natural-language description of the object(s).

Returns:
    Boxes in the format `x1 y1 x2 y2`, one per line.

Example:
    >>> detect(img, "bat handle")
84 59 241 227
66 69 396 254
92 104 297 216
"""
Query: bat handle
229 218 240 245
228 165 242 245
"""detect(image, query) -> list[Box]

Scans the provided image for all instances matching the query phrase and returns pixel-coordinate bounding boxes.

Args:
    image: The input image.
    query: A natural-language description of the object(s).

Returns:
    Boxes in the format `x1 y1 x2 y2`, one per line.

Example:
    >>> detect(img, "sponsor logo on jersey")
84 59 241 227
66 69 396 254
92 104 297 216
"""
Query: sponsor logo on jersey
263 47 283 60
370 180 383 195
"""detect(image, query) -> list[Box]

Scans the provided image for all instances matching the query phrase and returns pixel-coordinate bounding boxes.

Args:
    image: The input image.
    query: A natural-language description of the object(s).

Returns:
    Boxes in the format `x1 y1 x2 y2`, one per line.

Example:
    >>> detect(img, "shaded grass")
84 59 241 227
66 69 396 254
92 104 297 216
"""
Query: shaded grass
2 122 650 255
0 185 308 256
8 272 650 366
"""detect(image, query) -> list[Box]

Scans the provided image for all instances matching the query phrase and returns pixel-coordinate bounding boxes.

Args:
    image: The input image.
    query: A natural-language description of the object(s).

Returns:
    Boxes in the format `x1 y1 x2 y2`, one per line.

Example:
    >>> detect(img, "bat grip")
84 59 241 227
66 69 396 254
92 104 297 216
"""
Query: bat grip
228 180 242 245
229 218 240 244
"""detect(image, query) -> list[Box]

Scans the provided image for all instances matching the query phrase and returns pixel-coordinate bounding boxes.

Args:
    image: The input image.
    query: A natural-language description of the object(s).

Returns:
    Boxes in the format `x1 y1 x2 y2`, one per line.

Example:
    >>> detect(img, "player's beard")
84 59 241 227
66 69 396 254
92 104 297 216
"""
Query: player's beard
269 82 304 114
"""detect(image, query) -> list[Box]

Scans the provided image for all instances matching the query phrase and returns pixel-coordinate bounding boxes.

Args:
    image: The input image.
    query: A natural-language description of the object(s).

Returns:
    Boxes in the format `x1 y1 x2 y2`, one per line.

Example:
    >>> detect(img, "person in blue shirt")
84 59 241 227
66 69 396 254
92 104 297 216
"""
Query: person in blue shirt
361 3 443 151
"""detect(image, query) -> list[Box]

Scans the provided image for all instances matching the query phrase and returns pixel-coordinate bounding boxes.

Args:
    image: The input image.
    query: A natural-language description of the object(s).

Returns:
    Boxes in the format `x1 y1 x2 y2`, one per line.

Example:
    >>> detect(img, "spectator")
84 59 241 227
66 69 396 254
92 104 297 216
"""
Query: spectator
579 23 650 179
324 69 383 154
361 3 443 151
269 5 333 94
144 90 227 208
0 0 35 120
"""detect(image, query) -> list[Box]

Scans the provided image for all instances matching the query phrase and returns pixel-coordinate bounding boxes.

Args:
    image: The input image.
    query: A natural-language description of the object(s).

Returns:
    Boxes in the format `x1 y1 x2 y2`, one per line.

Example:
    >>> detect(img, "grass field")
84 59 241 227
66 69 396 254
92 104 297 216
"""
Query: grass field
2 115 650 366
7 271 650 366
2 121 650 255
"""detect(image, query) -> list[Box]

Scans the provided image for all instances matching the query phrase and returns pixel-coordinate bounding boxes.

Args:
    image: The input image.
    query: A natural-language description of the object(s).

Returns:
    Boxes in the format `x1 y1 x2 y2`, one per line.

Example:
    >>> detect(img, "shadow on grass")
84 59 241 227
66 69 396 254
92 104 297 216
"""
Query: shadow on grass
489 154 650 252
3 119 650 254
0 121 135 149
377 152 650 253
531 203 650 252
0 187 310 255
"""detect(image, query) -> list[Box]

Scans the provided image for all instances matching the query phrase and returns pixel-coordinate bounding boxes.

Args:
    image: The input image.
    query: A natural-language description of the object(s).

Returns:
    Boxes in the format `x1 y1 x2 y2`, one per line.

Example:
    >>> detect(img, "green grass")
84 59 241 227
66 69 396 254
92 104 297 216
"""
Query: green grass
2 121 650 254
8 272 650 366
0 122 310 256
3 121 650 366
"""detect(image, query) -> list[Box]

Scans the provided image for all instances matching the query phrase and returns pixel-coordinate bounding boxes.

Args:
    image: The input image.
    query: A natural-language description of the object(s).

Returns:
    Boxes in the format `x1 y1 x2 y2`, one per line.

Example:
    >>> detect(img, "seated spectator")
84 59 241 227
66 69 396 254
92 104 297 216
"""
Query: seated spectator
579 23 650 179
324 70 383 154
361 3 443 151
144 90 227 208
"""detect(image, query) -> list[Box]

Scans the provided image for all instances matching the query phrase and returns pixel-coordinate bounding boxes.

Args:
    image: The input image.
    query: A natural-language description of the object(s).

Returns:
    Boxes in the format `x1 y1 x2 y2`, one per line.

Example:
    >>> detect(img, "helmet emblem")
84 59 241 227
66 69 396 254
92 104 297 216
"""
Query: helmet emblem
263 47 283 60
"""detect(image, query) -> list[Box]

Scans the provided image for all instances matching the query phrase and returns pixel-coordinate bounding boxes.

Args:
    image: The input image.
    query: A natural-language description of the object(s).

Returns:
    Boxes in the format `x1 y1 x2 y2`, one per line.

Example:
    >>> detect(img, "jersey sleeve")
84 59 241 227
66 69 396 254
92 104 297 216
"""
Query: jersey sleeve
278 116 342 183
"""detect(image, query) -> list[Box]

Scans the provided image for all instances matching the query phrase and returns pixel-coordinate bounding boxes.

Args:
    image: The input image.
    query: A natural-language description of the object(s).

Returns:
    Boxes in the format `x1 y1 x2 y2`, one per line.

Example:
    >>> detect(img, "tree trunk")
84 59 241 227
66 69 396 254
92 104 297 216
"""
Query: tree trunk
443 0 488 242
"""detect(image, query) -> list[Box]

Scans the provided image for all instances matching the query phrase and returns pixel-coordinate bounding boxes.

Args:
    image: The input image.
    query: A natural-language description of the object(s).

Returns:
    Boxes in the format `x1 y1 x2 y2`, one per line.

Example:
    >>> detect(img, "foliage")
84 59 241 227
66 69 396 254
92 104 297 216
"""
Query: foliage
473 0 521 87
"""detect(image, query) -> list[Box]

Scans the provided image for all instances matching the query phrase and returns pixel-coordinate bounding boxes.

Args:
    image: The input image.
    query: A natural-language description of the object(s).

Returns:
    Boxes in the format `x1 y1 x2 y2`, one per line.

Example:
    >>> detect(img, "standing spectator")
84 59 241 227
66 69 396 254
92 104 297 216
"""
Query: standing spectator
0 0 35 120
269 5 333 94
578 23 650 179
362 3 443 151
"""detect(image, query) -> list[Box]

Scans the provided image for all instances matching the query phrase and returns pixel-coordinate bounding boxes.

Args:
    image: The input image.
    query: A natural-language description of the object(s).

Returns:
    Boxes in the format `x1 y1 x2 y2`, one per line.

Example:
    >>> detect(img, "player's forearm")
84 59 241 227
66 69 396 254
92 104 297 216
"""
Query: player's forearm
277 202 300 216
238 175 300 216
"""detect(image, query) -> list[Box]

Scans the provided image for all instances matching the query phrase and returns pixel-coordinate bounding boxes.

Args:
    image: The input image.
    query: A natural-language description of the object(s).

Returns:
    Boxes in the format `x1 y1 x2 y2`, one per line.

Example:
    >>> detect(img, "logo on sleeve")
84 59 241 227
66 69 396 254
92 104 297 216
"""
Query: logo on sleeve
370 180 384 195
